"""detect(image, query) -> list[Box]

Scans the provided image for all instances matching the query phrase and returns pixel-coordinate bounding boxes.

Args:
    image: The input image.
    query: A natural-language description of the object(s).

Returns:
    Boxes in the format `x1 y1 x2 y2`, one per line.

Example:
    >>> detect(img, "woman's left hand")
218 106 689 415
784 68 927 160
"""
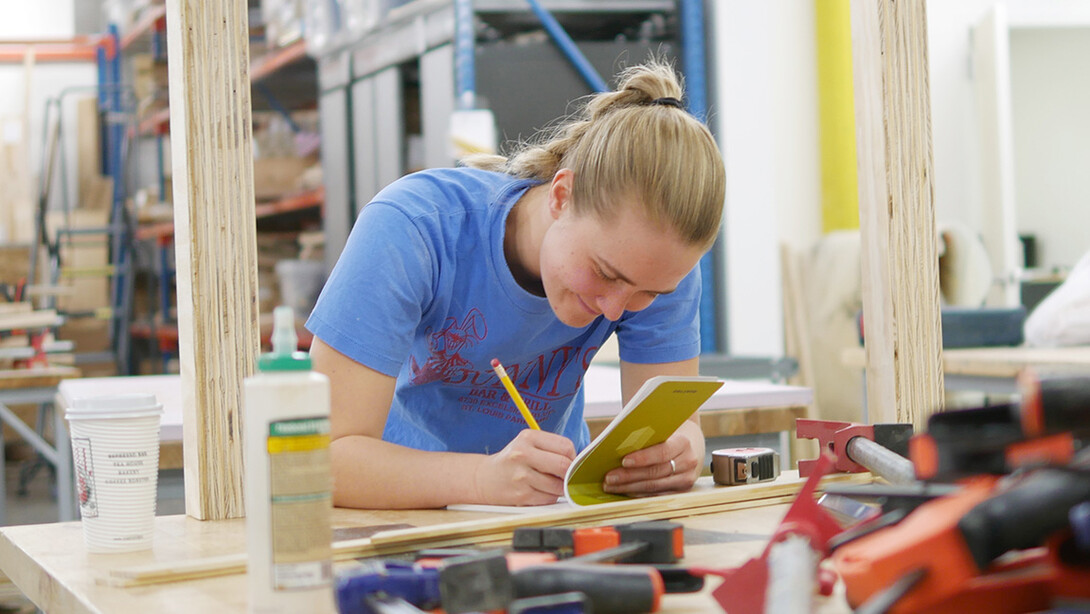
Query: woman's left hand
601 419 705 495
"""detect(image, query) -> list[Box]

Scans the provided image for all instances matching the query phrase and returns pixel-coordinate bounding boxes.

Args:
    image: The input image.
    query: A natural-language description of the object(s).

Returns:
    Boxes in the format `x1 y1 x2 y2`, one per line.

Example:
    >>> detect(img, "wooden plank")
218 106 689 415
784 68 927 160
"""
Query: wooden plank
0 310 61 331
779 244 818 395
0 303 31 316
842 345 1090 379
938 346 1090 377
0 367 80 390
851 0 944 428
106 472 869 587
165 0 260 520
76 96 100 202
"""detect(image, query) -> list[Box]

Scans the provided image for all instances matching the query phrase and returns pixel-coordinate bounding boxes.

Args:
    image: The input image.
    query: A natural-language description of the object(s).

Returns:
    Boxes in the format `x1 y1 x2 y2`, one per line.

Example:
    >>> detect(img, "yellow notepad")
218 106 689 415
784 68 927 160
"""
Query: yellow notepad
564 375 724 506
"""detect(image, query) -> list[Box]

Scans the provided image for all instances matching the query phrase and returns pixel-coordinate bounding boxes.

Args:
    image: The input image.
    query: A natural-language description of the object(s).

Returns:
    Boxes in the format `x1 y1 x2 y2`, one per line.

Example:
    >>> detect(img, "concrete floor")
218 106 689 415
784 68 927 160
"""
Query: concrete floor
1 456 187 612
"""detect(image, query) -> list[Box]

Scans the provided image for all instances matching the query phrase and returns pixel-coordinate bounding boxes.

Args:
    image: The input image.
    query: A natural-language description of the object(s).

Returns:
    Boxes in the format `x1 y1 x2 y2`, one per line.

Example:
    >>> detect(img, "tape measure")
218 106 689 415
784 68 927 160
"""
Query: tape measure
711 447 781 486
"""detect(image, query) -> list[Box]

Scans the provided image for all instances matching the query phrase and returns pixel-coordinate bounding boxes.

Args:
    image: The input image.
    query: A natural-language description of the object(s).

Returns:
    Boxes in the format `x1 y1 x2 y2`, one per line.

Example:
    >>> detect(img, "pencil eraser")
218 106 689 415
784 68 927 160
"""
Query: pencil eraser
491 358 500 368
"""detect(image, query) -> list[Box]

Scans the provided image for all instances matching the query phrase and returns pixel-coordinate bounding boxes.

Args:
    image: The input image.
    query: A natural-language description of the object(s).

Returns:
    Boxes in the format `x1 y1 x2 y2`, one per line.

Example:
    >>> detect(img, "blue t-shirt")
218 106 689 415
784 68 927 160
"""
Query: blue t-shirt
306 167 701 455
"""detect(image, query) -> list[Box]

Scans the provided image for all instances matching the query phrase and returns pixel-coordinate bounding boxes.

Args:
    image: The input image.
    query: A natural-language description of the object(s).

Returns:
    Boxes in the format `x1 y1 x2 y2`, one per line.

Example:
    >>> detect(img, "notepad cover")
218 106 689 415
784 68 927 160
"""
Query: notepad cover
564 375 724 506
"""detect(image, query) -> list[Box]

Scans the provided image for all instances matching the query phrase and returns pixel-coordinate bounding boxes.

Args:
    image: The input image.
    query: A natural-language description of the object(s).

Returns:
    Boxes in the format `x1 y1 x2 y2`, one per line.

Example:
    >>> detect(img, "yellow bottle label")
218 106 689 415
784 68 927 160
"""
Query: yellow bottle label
266 416 332 590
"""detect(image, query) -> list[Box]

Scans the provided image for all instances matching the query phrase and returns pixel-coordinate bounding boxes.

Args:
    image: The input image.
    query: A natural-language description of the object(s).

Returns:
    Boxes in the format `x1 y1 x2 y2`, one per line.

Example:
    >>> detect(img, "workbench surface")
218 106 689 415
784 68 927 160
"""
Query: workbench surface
0 474 856 613
841 344 1090 378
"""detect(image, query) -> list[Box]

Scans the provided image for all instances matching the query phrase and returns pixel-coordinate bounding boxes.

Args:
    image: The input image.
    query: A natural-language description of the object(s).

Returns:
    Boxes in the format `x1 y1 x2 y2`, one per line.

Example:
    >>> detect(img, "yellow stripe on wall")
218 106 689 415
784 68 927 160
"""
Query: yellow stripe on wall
816 0 860 232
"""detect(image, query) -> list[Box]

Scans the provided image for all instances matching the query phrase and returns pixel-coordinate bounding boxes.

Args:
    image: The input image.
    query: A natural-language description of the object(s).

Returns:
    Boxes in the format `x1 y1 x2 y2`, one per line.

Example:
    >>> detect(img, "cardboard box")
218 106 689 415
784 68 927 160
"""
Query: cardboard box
253 157 310 200
0 245 30 285
57 318 112 355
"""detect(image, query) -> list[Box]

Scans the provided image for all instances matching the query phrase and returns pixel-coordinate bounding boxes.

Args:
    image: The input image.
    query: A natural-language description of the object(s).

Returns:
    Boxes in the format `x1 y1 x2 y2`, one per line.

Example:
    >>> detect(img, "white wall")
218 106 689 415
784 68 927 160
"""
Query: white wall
712 0 820 357
0 2 98 234
710 0 1090 355
1009 27 1090 271
0 3 76 39
927 0 1090 272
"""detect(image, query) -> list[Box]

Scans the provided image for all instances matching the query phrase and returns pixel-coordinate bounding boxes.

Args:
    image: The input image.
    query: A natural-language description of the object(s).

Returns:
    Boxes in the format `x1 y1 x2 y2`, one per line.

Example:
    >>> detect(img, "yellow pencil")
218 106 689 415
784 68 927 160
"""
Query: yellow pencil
490 358 541 430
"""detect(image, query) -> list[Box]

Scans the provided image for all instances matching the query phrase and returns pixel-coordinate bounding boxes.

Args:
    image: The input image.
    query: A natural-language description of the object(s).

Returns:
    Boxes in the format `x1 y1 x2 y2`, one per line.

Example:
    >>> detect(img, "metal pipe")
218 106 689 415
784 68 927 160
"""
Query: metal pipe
679 0 717 353
0 403 59 467
453 0 476 109
846 436 918 485
765 534 817 614
523 0 608 93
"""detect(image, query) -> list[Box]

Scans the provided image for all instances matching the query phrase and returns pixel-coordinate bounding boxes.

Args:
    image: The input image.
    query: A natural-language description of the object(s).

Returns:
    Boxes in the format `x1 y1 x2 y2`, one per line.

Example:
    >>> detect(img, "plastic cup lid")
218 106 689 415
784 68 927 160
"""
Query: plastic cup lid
66 393 163 419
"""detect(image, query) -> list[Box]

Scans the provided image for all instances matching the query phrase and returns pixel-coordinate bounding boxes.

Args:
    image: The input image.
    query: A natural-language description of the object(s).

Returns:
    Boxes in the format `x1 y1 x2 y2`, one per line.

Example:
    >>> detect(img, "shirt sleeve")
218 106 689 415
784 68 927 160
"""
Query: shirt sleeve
613 264 702 364
305 202 436 376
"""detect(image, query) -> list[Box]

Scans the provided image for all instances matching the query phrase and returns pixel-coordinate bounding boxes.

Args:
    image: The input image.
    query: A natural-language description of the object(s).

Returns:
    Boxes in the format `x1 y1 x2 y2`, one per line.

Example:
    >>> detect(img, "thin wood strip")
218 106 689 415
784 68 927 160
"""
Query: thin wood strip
367 495 802 556
0 310 61 331
106 473 867 587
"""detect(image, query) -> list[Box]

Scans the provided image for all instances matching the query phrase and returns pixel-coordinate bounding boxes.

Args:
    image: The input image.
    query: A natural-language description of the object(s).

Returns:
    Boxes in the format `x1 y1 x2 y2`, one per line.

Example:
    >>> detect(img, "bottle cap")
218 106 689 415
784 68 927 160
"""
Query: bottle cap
258 306 311 371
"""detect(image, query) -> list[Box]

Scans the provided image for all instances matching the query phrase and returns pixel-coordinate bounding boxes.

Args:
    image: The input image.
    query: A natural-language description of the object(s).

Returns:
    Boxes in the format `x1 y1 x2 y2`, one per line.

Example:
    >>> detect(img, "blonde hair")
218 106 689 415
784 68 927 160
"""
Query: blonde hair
463 60 725 249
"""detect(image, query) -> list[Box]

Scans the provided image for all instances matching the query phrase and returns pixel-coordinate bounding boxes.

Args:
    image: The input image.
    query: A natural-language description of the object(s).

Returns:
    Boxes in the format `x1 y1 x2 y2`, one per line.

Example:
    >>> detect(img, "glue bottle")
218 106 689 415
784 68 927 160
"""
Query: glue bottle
244 306 334 613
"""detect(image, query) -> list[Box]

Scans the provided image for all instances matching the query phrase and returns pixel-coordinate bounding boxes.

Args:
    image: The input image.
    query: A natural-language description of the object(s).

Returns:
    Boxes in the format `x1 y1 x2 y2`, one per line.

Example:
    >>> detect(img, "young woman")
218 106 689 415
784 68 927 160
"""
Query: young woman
306 60 726 509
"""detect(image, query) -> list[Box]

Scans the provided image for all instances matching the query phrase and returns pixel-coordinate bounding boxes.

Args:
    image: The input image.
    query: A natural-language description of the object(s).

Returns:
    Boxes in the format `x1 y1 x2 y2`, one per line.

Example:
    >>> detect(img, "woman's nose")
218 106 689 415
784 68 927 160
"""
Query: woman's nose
597 288 636 321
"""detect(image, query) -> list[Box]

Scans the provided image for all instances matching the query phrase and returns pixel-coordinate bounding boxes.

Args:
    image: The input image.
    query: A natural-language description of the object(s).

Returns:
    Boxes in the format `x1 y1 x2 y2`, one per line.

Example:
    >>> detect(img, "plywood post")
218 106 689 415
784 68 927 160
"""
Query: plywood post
165 0 260 519
850 0 944 429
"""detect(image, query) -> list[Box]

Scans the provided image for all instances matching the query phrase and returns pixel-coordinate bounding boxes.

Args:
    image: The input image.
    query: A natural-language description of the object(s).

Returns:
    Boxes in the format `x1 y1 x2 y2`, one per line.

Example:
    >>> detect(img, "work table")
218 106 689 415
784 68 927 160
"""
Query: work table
0 474 858 613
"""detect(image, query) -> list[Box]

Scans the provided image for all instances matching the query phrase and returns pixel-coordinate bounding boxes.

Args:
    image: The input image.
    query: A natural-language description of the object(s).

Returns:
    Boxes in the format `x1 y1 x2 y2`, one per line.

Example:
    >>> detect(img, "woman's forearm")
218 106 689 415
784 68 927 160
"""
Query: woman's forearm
330 435 485 509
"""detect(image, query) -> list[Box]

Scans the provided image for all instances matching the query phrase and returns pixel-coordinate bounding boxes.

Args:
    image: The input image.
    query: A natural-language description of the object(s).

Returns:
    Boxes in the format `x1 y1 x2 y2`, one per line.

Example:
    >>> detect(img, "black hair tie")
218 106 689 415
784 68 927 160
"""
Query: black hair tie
651 97 683 109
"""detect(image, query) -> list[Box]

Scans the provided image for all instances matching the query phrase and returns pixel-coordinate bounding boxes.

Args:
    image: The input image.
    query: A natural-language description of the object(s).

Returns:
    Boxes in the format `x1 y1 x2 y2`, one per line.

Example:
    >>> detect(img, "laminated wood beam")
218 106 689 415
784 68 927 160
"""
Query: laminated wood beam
851 0 944 429
165 0 259 520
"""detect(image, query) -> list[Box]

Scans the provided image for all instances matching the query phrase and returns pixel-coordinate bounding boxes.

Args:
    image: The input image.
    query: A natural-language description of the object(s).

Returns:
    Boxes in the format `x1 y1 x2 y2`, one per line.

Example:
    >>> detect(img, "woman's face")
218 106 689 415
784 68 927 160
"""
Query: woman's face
539 192 706 328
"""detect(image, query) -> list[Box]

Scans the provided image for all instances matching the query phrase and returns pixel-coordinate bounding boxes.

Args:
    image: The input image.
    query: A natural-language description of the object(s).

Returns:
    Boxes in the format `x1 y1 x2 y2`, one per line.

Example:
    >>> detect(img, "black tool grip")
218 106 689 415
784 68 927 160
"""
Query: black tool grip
1025 374 1090 436
513 564 662 614
958 467 1090 571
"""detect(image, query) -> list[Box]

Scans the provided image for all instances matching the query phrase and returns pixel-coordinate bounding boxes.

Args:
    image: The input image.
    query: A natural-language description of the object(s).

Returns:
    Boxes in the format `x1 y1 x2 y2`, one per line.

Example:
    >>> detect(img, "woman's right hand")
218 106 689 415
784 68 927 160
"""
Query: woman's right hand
474 429 576 506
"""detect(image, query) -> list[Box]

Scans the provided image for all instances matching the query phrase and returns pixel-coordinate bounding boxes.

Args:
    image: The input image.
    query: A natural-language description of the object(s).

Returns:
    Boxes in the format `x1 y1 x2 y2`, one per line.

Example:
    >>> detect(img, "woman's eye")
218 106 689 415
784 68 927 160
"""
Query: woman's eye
595 266 614 281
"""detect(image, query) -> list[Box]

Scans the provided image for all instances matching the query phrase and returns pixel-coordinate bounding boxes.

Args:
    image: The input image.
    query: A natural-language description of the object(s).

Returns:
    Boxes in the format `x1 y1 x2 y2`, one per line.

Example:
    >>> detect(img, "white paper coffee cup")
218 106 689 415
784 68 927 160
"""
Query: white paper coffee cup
66 393 163 553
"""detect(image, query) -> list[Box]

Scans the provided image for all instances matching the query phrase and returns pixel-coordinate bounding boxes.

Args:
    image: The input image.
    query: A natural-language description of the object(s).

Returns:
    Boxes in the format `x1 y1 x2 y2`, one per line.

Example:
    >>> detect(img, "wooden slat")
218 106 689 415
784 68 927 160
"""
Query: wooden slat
0 303 31 316
165 0 259 520
0 367 80 390
76 97 100 200
842 345 1090 379
851 0 944 428
0 310 62 331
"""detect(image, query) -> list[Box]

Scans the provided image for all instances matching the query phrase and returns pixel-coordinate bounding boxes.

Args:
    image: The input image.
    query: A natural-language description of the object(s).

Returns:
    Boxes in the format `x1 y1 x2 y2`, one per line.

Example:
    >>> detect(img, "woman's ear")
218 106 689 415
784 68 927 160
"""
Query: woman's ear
547 168 575 219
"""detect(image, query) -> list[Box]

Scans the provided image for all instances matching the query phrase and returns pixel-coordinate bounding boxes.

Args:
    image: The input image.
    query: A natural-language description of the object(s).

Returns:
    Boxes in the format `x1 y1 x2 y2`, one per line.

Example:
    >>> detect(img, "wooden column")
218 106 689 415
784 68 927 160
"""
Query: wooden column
850 0 944 429
165 0 259 519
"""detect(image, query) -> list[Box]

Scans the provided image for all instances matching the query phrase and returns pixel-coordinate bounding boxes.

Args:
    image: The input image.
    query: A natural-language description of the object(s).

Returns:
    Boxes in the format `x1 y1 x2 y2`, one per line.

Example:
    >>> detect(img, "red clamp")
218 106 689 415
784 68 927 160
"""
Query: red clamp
692 451 844 613
797 419 878 476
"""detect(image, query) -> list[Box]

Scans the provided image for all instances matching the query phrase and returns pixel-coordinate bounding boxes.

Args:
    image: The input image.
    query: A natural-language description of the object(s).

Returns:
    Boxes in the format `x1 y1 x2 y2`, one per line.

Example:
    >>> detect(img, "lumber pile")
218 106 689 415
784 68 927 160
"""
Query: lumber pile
0 303 72 369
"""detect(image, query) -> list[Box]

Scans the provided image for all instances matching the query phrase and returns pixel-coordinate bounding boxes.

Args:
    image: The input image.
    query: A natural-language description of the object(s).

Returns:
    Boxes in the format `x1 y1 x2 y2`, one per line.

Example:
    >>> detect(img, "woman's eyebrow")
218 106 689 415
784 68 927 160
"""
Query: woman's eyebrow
598 257 678 294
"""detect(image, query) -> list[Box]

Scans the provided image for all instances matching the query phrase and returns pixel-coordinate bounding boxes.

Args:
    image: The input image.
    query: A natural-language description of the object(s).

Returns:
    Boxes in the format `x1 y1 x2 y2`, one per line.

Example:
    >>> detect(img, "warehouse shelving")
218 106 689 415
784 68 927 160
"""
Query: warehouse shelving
117 5 321 373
